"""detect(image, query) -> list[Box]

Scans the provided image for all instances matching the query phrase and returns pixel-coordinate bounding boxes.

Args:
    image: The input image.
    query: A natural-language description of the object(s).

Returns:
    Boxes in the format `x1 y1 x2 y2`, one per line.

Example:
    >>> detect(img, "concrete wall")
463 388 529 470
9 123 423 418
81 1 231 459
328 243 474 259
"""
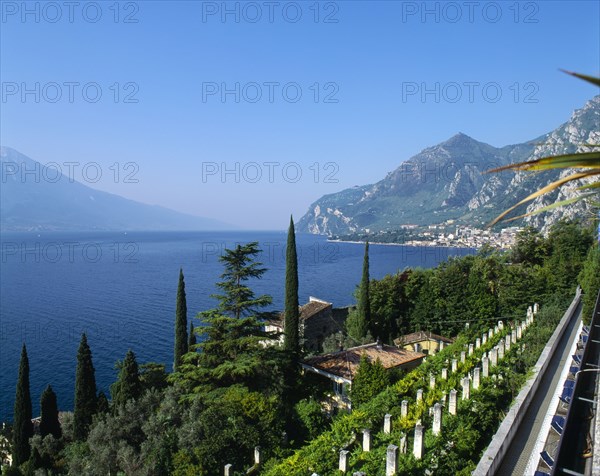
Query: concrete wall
473 290 582 476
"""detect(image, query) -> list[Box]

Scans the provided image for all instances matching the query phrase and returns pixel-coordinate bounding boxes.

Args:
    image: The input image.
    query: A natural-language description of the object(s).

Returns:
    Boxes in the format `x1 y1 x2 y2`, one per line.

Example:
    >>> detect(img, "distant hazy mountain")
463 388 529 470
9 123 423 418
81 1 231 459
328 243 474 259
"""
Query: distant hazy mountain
298 96 600 235
0 147 233 232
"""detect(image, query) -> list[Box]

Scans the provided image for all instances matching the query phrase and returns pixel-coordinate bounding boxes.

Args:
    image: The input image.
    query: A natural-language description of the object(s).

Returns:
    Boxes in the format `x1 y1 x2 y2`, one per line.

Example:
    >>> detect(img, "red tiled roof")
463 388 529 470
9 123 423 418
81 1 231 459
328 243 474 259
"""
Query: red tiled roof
394 331 454 346
303 343 425 380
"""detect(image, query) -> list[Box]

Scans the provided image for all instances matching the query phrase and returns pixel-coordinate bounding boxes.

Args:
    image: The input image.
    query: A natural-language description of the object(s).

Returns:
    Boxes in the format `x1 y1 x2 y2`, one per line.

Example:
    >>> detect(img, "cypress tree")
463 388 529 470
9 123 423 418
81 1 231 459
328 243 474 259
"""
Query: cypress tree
111 349 142 407
12 344 33 466
174 268 188 371
73 333 97 441
346 242 372 343
97 391 109 414
39 385 61 439
188 321 196 350
284 216 300 353
358 241 372 334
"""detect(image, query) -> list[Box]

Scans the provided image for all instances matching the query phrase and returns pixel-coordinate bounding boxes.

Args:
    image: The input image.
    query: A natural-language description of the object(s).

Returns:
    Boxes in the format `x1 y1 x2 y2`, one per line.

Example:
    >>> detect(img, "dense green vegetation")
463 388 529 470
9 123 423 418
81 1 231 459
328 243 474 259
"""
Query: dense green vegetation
4 219 598 475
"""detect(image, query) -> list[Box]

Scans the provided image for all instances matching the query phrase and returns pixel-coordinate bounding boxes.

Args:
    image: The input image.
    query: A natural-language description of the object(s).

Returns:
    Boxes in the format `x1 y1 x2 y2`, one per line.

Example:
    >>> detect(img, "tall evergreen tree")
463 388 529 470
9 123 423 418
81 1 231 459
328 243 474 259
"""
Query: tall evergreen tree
73 333 97 441
284 216 300 353
39 385 61 439
188 321 196 350
346 242 371 342
173 243 275 394
359 241 371 331
12 344 33 466
174 268 189 371
212 242 272 319
111 349 142 407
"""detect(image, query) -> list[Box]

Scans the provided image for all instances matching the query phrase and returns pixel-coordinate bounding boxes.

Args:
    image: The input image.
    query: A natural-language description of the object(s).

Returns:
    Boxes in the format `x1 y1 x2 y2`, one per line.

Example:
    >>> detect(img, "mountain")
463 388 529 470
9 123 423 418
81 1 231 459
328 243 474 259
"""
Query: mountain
0 147 233 232
298 96 600 236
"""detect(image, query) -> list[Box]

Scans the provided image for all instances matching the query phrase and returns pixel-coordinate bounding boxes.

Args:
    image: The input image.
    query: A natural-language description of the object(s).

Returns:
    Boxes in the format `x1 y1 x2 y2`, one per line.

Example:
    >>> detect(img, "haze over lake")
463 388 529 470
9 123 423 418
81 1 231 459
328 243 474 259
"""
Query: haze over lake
0 231 474 421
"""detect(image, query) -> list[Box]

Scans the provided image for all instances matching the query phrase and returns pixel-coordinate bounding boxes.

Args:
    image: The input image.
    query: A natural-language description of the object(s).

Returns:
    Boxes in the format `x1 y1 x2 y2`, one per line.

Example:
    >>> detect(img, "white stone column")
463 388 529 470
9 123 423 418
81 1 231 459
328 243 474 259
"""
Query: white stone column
401 400 408 418
413 424 424 460
488 328 494 340
512 329 517 343
505 334 511 351
473 367 480 389
399 435 407 454
498 340 505 360
416 388 423 403
384 414 392 434
452 359 458 372
490 347 498 367
468 344 474 356
441 368 448 380
362 429 371 452
476 338 481 349
449 389 457 415
386 445 398 476
429 375 436 390
433 403 442 436
462 377 470 400
482 357 489 377
339 449 349 472
224 464 233 476
461 351 466 363
517 325 522 339
254 446 261 465
482 333 487 345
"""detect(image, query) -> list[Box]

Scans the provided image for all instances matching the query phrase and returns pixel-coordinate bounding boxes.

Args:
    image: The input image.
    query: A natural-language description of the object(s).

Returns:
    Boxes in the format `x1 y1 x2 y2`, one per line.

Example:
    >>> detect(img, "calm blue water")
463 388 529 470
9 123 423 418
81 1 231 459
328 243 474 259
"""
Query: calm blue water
0 231 474 421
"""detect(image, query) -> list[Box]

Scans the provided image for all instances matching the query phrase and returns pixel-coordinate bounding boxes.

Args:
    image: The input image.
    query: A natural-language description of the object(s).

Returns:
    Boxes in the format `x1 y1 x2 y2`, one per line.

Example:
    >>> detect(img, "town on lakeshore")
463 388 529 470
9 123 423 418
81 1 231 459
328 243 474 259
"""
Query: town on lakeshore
331 223 523 249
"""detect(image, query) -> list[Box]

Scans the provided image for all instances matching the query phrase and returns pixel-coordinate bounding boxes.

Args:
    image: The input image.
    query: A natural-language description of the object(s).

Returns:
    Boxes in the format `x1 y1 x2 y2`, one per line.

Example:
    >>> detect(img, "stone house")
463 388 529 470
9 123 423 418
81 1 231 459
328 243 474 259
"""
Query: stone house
301 342 425 410
394 330 454 355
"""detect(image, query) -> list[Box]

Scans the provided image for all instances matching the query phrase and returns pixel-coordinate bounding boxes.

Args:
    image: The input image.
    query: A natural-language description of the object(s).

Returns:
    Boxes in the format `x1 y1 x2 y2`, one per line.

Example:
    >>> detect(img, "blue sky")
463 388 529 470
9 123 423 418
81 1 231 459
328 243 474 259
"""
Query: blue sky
1 0 599 229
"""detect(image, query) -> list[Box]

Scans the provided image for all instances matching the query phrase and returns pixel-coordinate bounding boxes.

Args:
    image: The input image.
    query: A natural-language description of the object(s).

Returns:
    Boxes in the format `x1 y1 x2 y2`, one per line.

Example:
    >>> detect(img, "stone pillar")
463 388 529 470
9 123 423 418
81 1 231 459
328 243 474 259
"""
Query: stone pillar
505 334 511 351
482 333 487 345
362 429 371 452
432 403 442 436
441 368 448 380
460 351 466 363
399 435 407 454
224 464 233 476
476 338 481 349
488 328 494 340
413 424 424 460
401 400 408 418
384 413 392 434
490 347 498 367
473 367 480 390
439 341 444 351
468 344 474 356
452 359 458 372
512 329 517 343
534 303 539 314
494 325 499 335
517 325 522 339
339 449 349 472
462 377 470 400
498 320 504 331
254 446 261 465
386 445 398 476
449 389 457 415
416 388 423 403
482 357 489 377
498 340 505 360
429 375 436 390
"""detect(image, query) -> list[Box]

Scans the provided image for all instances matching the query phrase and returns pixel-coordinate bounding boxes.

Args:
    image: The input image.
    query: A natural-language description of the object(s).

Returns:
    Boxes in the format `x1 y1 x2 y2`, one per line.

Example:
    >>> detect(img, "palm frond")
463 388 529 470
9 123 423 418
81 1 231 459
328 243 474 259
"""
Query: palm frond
488 151 600 174
488 171 597 227
559 69 600 87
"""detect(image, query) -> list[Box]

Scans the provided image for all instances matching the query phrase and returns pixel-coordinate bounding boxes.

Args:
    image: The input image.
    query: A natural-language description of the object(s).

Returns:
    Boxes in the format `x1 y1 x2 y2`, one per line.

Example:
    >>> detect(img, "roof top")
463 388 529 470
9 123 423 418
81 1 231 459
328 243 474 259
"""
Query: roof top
394 331 454 346
303 343 425 380
266 298 333 329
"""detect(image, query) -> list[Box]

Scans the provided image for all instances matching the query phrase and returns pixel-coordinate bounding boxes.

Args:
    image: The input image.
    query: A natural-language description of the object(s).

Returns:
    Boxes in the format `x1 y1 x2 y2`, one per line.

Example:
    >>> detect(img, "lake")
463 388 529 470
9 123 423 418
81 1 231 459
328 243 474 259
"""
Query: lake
0 231 474 421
